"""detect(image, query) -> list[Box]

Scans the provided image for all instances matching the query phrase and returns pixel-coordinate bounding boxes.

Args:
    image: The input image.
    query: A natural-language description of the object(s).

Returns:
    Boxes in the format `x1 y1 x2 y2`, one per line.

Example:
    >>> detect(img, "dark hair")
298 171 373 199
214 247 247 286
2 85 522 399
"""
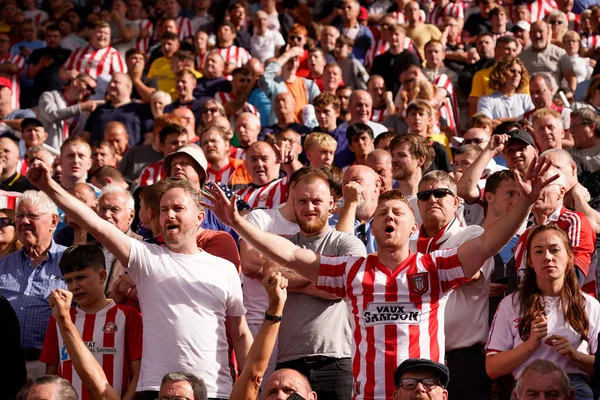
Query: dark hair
92 140 116 156
492 120 522 136
45 24 60 33
572 108 600 137
140 180 171 212
231 66 251 77
484 170 515 194
313 92 341 110
159 124 189 144
30 375 77 400
161 372 208 400
346 123 374 142
389 134 434 171
518 225 589 342
454 144 482 157
125 48 145 59
219 21 238 34
374 131 396 148
59 243 106 275
161 31 179 41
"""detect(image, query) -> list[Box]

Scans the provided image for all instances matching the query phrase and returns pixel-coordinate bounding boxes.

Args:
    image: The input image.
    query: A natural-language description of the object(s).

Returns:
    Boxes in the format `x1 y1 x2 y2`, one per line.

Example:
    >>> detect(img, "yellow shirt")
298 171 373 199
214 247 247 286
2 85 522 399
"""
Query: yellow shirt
404 24 442 60
470 65 530 98
147 57 202 100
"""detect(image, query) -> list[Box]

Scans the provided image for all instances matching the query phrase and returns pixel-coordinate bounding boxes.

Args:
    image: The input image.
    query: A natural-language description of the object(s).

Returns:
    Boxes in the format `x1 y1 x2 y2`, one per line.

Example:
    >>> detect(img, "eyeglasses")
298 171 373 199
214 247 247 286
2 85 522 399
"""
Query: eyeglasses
398 377 442 391
548 20 564 25
289 35 304 41
78 78 96 96
0 217 13 228
15 212 49 221
463 138 486 145
416 188 454 201
570 121 589 128
202 108 219 114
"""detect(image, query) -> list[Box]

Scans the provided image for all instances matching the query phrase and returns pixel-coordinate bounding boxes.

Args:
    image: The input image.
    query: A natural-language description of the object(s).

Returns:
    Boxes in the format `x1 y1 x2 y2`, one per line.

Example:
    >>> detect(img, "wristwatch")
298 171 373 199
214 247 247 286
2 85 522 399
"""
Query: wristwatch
264 311 283 322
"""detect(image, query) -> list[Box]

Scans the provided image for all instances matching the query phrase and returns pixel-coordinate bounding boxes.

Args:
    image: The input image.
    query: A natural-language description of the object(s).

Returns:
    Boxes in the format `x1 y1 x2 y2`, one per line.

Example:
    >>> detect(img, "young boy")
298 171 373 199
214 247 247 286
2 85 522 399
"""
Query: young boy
40 243 142 400
304 132 337 168
333 35 369 91
345 123 374 167
313 92 354 168
405 102 452 172
138 123 189 186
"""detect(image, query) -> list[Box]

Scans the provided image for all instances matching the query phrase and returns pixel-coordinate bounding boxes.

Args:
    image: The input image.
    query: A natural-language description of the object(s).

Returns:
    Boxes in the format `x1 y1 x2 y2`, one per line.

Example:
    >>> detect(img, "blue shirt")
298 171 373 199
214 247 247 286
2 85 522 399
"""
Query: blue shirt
354 218 378 255
0 240 67 350
248 87 272 127
313 126 354 168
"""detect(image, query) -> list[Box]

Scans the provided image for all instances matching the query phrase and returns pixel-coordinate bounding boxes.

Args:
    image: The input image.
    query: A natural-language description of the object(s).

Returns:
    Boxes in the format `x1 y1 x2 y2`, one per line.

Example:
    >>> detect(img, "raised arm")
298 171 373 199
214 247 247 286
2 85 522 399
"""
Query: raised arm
457 134 508 203
458 156 558 278
50 289 120 400
335 181 362 233
202 183 320 283
27 161 131 267
230 273 288 400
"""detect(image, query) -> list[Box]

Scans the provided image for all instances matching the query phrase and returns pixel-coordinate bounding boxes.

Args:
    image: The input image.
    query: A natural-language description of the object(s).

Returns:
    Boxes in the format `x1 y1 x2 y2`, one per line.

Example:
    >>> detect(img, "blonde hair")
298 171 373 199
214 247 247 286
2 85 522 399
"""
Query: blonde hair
532 107 564 131
304 132 337 151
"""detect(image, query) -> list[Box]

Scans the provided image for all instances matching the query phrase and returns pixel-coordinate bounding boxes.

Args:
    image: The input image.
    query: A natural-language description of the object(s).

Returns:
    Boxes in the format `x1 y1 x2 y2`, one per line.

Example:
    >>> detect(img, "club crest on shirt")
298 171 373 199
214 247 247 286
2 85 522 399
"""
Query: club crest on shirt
102 322 118 334
408 272 429 295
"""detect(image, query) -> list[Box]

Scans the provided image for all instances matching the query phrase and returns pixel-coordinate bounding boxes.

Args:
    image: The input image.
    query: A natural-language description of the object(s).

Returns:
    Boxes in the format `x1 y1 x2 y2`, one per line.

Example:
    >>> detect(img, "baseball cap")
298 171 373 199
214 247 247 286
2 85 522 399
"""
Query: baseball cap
0 76 12 91
394 359 450 388
21 118 44 131
511 21 531 32
506 129 536 148
164 144 208 187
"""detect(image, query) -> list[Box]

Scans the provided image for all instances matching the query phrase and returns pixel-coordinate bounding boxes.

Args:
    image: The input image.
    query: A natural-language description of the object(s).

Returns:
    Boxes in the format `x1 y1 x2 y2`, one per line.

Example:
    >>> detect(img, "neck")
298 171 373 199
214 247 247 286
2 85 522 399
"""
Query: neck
398 171 422 196
0 103 12 118
378 244 411 270
532 207 557 225
111 98 130 108
409 20 419 28
389 44 403 54
280 202 297 222
210 156 229 171
151 140 161 153
64 88 78 102
354 153 368 165
61 175 86 190
581 136 600 149
322 122 337 132
282 72 296 83
343 18 357 28
167 239 202 254
80 296 111 314
220 40 234 48
25 240 52 264
179 93 193 103
279 113 296 126
301 224 329 238
501 86 516 96
150 219 161 236
422 219 450 238
537 277 564 296
0 167 14 182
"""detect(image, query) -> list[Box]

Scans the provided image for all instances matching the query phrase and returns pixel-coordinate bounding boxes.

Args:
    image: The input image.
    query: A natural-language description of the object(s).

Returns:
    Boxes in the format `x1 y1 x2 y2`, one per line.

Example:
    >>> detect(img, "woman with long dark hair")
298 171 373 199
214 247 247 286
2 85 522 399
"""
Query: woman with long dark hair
0 208 20 258
485 225 599 399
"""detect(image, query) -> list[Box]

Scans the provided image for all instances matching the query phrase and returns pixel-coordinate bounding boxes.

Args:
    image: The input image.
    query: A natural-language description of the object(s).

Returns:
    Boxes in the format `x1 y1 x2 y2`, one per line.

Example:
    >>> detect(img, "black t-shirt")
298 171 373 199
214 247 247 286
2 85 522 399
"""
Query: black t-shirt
28 46 72 98
464 12 493 37
427 141 452 173
1 172 36 193
131 76 157 101
84 102 154 146
371 51 421 96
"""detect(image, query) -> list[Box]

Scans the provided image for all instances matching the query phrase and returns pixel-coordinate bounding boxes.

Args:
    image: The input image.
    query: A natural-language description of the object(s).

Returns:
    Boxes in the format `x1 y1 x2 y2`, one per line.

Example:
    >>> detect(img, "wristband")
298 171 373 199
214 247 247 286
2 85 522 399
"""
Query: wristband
264 311 282 322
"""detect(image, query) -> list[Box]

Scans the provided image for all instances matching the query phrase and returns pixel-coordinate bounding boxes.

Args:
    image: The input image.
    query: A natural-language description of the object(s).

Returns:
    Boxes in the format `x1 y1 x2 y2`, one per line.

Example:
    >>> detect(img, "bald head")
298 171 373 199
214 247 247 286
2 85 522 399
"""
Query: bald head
264 369 316 400
462 128 490 149
235 113 261 148
366 149 393 192
173 107 196 139
349 90 373 123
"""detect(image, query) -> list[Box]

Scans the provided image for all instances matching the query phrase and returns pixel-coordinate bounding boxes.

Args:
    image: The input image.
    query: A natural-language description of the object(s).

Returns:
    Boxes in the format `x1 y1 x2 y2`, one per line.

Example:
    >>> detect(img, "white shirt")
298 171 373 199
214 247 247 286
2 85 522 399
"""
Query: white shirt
127 238 246 397
486 292 600 378
477 92 534 120
251 30 286 63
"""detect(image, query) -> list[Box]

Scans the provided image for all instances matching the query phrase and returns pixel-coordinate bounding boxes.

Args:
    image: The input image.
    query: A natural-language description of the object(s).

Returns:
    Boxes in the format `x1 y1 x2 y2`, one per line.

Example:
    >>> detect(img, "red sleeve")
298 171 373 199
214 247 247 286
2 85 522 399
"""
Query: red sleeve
124 306 143 362
39 316 59 367
572 215 597 277
197 230 241 271
64 48 78 69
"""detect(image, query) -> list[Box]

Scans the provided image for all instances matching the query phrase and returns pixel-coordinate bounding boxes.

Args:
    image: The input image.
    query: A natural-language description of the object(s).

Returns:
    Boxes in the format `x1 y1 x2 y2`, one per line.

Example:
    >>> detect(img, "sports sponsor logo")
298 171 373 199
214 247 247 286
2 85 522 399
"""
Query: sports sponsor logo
363 302 422 326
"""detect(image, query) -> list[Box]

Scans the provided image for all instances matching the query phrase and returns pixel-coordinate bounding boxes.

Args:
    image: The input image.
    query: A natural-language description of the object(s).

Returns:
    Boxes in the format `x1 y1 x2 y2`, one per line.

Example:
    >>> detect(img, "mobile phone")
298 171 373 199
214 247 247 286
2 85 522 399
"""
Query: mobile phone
493 276 509 285
287 393 306 400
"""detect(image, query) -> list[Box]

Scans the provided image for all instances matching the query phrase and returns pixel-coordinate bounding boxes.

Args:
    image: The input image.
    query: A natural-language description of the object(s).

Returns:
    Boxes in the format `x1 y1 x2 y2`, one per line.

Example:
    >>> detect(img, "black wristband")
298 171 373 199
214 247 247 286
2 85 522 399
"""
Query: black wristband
264 311 282 322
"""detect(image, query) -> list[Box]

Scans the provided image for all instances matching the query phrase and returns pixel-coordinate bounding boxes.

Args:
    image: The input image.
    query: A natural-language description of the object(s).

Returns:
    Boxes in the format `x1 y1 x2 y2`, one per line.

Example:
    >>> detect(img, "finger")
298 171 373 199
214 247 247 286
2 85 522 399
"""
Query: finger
540 173 560 187
281 276 288 289
231 193 240 214
527 155 538 177
199 201 216 211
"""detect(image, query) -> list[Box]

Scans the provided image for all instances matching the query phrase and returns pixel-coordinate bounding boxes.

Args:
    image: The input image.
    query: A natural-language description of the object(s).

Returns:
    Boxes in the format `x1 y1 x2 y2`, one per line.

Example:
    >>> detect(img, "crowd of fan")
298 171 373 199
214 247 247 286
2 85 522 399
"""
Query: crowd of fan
1 0 600 399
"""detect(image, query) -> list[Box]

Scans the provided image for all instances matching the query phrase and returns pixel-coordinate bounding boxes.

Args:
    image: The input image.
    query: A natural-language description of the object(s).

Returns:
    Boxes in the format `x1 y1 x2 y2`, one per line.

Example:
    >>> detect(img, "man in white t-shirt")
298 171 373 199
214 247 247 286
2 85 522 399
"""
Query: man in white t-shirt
250 10 285 63
205 156 558 400
26 161 253 399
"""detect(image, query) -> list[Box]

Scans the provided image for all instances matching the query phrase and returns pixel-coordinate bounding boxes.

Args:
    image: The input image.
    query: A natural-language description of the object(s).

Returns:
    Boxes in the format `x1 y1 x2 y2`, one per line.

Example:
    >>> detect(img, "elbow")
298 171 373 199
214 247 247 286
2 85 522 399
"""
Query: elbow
485 357 501 380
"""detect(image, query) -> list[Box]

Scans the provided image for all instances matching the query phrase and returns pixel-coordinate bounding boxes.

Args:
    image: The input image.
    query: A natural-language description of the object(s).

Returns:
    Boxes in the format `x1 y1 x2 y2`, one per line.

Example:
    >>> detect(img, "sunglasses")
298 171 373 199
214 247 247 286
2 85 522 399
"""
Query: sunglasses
288 35 303 41
202 108 219 114
463 138 486 145
416 188 454 201
548 20 564 25
78 78 96 95
0 217 13 228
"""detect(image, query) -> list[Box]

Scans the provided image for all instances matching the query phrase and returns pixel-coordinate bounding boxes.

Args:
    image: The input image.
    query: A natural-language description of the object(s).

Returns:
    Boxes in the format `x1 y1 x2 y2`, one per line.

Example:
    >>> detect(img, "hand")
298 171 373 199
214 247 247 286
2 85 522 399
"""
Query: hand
130 62 143 79
263 271 288 315
287 46 305 58
201 182 242 228
40 55 55 68
514 156 559 205
489 283 507 297
49 289 73 320
570 183 591 204
342 181 363 205
485 134 510 157
526 315 548 350
110 10 122 21
114 274 137 298
546 334 579 361
26 159 54 191
67 69 79 80
80 100 99 113
385 91 394 104
274 141 296 164
20 47 32 57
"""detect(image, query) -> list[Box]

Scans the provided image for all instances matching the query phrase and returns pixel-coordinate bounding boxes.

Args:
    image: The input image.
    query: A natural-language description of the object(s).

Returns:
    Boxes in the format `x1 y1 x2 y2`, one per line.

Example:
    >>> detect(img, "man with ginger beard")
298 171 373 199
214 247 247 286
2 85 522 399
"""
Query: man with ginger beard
263 169 366 400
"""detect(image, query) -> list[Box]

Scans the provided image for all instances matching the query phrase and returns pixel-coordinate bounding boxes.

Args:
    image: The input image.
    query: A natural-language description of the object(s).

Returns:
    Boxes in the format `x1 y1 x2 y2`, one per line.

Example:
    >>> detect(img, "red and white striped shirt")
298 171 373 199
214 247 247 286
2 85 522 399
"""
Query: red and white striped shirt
432 73 459 135
63 45 126 79
581 35 600 50
39 302 143 400
236 176 288 209
228 147 247 160
139 159 166 187
365 37 420 69
0 53 25 109
0 189 21 209
390 9 426 24
176 16 193 41
427 2 465 26
135 19 154 53
216 45 252 69
527 0 558 22
316 249 468 400
196 52 208 72
371 107 388 123
207 159 240 186
214 91 261 119
513 206 596 295
567 11 580 31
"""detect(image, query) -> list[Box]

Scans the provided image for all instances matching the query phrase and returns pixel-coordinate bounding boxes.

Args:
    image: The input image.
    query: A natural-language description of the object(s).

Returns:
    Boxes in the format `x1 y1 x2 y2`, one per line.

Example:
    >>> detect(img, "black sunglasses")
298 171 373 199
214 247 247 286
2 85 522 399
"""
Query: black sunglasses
289 35 303 41
78 78 96 96
548 20 564 25
463 138 486 145
0 217 14 228
416 188 454 201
